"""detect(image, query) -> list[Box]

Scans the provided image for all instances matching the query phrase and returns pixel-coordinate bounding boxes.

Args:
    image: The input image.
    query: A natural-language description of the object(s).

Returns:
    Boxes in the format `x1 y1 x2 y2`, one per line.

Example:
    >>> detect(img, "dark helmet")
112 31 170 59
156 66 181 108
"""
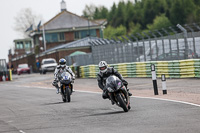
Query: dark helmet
59 58 66 68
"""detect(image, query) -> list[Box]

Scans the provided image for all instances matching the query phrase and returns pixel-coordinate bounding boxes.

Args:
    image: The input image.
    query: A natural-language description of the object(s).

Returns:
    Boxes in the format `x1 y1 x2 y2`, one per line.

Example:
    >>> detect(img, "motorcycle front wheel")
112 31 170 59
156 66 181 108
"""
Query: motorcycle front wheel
66 87 71 102
116 93 129 112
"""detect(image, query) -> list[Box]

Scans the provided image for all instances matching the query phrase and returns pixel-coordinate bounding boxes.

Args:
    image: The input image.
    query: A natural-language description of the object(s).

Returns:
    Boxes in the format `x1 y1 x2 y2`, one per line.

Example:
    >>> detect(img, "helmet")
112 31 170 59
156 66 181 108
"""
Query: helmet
98 61 108 73
59 58 66 68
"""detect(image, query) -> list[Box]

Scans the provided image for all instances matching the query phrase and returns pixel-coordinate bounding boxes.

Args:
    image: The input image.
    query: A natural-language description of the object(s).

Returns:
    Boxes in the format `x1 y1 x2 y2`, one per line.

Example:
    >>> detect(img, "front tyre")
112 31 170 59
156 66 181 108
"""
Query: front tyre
61 86 66 102
116 94 128 112
66 87 71 102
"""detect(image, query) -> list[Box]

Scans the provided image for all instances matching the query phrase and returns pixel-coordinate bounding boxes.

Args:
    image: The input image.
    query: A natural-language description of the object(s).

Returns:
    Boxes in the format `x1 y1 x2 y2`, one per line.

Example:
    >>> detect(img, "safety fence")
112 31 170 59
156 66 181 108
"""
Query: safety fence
78 59 200 79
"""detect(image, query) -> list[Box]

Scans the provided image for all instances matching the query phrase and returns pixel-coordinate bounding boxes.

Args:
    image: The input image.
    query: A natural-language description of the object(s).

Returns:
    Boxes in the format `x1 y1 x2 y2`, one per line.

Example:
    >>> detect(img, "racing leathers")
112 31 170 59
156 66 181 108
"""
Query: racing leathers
52 65 75 93
97 67 131 99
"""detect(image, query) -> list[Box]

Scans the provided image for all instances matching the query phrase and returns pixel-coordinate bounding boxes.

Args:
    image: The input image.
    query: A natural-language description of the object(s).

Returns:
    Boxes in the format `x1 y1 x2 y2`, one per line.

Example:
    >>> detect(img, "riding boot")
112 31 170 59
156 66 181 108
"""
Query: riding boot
127 88 132 96
56 86 60 94
102 90 109 99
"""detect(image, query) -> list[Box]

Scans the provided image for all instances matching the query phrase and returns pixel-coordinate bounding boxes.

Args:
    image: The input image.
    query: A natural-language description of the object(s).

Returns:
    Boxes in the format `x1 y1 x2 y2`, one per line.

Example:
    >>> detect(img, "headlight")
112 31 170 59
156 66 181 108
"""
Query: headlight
107 87 114 92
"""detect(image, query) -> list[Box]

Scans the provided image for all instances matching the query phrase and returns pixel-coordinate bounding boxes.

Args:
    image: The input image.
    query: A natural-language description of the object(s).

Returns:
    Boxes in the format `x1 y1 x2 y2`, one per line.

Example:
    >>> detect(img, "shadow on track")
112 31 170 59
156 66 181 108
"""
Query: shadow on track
75 110 125 118
42 102 66 105
90 111 125 116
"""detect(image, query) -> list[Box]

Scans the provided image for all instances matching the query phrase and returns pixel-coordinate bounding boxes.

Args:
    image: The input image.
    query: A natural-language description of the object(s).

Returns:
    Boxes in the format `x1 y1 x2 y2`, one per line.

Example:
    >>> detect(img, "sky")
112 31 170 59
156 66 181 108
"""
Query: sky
0 0 126 62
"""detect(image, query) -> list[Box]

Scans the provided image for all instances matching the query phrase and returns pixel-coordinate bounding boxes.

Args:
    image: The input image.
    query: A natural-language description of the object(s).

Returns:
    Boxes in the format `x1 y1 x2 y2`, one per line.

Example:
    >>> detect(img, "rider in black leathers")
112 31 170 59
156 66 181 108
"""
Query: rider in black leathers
97 61 132 99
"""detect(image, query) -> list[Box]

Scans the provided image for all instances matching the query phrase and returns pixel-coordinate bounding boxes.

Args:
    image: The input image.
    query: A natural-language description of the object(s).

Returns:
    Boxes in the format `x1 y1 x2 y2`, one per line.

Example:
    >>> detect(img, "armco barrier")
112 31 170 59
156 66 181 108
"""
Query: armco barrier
78 59 200 79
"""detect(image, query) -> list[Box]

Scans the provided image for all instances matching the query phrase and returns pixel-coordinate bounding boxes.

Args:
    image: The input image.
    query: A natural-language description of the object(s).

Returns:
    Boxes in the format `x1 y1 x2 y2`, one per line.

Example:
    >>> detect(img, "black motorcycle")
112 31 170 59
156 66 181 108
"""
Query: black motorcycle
106 75 131 112
58 72 73 102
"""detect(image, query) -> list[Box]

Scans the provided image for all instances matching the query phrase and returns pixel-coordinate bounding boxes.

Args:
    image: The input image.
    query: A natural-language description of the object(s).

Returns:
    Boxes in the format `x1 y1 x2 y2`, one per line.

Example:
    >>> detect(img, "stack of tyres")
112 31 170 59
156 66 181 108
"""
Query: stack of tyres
80 66 85 78
127 62 137 78
89 65 98 78
117 63 128 77
156 61 169 78
84 65 90 78
194 59 200 78
136 62 147 77
145 62 152 78
170 61 181 78
179 59 195 78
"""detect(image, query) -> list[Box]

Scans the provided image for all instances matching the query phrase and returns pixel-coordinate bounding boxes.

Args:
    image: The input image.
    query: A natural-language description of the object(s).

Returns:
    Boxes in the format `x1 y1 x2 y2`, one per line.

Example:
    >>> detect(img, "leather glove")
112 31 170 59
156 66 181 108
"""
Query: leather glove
52 79 58 86
121 79 128 85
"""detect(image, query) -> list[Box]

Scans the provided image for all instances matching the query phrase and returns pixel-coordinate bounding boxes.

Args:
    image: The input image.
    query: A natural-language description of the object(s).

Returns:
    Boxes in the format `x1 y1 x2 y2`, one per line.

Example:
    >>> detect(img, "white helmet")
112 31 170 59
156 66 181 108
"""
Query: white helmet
98 61 108 73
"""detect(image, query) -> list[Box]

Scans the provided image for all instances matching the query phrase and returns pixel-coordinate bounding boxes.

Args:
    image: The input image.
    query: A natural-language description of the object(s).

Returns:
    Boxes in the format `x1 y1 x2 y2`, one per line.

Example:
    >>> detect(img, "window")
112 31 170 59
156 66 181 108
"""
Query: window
45 33 65 42
16 42 23 49
58 33 65 41
75 31 80 39
25 41 31 49
46 33 58 43
75 29 97 39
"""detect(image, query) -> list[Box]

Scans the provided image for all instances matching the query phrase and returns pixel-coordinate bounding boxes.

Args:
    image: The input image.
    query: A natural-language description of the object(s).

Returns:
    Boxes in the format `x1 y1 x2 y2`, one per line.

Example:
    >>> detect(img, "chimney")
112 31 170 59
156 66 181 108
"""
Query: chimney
61 0 66 12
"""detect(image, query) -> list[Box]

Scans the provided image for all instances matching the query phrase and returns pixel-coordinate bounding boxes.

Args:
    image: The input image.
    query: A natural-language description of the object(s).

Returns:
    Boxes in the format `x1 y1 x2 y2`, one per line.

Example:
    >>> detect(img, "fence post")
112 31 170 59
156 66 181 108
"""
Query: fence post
162 28 172 59
151 64 158 95
185 24 196 58
136 33 146 61
155 30 165 59
143 32 152 61
177 24 188 59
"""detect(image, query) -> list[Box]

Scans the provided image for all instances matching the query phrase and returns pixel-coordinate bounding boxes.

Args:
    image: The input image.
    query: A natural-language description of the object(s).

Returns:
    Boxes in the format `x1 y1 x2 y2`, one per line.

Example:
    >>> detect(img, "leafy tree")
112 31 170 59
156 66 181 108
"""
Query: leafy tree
128 22 142 35
170 0 195 25
104 25 126 39
83 0 199 38
147 14 172 30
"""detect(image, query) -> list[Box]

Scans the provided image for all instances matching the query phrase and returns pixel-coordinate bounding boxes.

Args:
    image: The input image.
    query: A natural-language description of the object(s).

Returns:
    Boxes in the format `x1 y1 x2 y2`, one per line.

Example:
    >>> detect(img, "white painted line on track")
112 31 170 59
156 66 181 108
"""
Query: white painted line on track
19 130 26 133
2 84 200 107
133 96 200 107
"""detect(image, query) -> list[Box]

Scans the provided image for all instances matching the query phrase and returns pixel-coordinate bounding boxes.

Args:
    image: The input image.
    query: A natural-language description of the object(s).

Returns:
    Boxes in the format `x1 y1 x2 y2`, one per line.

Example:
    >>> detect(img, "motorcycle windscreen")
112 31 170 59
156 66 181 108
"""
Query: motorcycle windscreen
60 72 71 84
106 76 122 90
61 72 71 80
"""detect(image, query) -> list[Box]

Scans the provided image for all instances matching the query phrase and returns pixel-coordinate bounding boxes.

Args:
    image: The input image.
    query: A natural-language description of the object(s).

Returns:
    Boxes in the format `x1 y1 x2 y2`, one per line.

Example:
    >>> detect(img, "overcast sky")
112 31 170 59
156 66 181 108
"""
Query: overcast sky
0 0 127 62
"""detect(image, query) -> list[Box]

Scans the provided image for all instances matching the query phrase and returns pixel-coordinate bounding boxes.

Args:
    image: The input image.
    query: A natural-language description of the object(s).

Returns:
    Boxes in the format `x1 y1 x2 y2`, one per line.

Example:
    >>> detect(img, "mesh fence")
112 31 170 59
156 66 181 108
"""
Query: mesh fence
91 35 200 65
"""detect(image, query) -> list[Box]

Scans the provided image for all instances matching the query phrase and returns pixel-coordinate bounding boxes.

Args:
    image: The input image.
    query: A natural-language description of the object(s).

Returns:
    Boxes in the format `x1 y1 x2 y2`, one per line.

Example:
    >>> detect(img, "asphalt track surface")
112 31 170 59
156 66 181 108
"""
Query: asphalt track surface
0 73 200 133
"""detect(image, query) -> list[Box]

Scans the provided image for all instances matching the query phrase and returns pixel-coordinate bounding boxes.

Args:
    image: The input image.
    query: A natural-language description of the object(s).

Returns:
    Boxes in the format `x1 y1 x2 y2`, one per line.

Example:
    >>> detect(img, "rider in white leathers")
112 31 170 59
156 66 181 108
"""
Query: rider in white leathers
52 58 75 94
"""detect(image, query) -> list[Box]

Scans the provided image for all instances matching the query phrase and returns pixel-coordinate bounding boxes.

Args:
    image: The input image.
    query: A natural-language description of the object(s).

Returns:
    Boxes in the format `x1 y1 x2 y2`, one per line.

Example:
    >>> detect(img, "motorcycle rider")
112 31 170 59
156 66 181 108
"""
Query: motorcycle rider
97 61 132 100
52 58 75 94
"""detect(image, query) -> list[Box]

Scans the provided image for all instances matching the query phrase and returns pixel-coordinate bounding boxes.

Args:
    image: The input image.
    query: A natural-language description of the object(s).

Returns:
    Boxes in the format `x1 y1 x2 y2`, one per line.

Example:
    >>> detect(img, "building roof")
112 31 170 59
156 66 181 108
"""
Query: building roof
41 11 104 31
41 37 99 55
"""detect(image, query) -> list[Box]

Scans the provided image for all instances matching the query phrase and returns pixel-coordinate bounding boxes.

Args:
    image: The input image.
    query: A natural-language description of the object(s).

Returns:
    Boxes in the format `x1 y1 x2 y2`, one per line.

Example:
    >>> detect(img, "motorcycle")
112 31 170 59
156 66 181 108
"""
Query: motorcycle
58 72 73 102
106 75 131 112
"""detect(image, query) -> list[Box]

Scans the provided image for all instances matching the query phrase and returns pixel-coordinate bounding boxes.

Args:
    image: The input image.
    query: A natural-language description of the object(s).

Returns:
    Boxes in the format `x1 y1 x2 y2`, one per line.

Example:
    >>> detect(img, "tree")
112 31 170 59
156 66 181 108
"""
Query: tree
82 4 96 18
147 14 172 30
14 8 43 38
128 22 142 35
104 25 126 39
170 0 195 25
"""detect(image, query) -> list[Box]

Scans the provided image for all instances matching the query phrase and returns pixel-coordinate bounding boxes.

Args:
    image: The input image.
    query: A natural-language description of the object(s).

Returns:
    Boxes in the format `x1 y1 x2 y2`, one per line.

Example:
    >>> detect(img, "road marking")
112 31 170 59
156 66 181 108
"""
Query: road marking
1 84 200 107
19 130 26 133
133 96 200 107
